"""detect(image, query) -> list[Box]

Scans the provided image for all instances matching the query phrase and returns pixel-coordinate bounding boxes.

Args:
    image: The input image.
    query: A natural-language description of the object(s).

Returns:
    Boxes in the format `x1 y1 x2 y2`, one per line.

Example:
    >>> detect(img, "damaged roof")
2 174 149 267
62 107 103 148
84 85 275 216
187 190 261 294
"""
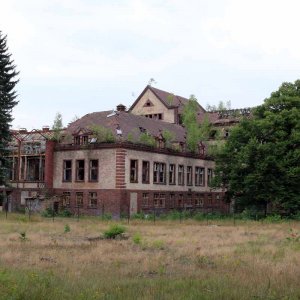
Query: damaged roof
67 110 186 143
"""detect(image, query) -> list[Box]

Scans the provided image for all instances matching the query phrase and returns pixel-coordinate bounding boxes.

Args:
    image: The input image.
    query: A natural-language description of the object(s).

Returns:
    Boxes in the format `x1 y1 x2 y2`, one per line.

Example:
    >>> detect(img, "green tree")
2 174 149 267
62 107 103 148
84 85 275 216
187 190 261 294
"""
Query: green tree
182 95 212 152
52 112 63 141
212 80 300 215
0 32 19 186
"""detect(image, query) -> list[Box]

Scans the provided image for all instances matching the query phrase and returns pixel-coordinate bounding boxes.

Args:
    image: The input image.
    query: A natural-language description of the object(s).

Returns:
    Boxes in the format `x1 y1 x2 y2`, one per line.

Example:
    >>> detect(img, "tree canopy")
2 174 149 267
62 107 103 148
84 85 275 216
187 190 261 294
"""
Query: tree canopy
0 32 19 186
212 80 300 215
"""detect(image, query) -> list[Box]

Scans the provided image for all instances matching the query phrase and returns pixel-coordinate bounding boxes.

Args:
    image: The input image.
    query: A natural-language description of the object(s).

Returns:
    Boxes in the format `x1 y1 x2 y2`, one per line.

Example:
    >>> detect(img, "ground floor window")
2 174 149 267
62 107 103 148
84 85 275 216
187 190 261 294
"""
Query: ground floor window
62 192 71 207
154 193 165 208
75 192 84 207
142 193 149 208
89 192 97 208
195 194 204 207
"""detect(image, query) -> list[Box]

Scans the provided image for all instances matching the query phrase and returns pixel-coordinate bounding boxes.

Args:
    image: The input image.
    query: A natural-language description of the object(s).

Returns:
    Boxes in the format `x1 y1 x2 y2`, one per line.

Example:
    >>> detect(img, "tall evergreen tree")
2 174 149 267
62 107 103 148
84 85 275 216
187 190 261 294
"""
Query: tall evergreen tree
0 32 19 186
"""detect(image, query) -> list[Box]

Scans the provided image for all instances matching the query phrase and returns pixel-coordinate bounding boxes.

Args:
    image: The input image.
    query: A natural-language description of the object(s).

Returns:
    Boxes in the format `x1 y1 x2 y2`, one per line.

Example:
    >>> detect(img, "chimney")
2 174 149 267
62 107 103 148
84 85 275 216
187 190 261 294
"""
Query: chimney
42 126 50 132
116 104 126 112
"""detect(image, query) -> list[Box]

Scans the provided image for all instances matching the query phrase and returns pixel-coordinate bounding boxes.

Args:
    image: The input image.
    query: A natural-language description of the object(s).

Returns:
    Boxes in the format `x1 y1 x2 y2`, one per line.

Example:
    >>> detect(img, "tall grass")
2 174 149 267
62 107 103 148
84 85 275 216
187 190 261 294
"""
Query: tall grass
0 212 299 299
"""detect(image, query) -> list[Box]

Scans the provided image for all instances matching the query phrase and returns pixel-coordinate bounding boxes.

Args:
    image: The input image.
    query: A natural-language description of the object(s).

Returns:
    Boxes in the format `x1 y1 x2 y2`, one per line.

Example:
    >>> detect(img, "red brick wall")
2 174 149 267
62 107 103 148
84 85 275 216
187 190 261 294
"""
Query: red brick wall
115 149 126 189
45 140 56 189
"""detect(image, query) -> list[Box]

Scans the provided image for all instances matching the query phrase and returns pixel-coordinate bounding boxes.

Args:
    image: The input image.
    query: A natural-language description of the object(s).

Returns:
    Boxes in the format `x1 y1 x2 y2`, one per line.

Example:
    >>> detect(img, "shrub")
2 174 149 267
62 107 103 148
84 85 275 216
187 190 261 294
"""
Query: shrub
64 224 71 233
103 224 126 239
132 233 142 245
265 214 282 223
19 231 27 241
58 210 72 217
41 208 55 218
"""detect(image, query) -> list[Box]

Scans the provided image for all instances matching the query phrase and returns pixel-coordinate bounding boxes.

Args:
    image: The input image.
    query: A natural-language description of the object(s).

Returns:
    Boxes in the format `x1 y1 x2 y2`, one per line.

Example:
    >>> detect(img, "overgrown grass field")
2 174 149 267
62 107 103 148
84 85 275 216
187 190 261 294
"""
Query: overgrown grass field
0 213 299 299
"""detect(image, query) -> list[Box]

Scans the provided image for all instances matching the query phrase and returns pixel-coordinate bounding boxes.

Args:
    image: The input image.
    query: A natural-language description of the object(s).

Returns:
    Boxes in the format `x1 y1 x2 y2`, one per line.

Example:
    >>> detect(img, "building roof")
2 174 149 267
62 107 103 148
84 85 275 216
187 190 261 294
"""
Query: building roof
129 85 206 114
67 110 186 143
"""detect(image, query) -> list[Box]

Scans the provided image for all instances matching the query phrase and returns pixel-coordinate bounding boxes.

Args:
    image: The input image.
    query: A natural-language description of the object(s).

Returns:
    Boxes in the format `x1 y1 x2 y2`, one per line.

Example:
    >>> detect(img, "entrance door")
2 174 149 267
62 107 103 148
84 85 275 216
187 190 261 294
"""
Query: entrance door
53 202 59 213
130 193 138 216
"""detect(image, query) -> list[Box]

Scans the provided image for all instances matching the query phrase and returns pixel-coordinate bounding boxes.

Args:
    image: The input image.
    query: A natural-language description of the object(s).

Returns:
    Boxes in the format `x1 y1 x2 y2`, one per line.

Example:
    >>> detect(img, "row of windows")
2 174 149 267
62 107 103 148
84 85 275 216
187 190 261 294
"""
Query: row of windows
61 192 98 208
130 160 214 186
142 192 221 208
63 160 98 182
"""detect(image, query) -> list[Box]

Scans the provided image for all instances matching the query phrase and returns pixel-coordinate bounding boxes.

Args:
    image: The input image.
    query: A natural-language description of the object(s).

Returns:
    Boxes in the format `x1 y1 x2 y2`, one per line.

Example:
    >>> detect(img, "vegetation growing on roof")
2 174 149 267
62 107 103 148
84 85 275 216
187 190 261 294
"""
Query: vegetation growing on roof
89 124 115 143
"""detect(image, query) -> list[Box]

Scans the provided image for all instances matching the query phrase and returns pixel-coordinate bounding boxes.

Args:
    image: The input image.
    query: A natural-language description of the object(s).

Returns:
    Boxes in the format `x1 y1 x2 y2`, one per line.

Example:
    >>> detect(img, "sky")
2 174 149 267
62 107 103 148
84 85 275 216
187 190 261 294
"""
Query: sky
1 0 300 130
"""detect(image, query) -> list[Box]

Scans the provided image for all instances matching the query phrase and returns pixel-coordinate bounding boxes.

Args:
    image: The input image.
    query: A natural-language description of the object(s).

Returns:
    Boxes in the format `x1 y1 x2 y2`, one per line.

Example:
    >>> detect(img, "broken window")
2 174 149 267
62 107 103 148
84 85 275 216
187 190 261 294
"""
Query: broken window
142 161 150 184
154 193 165 208
178 165 184 185
89 160 98 182
177 194 184 207
153 162 166 184
89 192 97 208
195 167 205 186
63 160 72 182
62 192 71 207
75 192 83 207
130 160 138 183
169 164 176 185
187 166 193 186
76 160 85 181
195 194 204 207
26 157 44 181
207 168 213 185
142 193 149 207
169 193 175 208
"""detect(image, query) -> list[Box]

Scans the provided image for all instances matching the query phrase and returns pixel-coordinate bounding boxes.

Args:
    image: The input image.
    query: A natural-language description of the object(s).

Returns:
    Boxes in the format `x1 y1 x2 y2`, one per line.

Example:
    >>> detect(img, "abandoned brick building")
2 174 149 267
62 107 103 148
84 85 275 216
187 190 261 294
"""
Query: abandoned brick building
2 85 251 217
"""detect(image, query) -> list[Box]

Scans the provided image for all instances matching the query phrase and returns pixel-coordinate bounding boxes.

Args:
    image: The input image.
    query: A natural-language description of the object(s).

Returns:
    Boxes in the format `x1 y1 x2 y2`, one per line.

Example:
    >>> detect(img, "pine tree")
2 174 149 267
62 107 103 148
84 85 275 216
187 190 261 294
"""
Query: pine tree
0 31 19 186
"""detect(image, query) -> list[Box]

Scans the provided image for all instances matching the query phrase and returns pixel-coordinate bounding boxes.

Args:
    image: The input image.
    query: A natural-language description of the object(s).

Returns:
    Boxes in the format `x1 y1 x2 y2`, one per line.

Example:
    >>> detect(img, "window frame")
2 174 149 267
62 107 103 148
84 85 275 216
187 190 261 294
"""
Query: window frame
88 192 98 208
89 159 99 182
153 162 166 184
142 160 150 184
195 167 205 186
169 164 176 185
75 160 85 182
186 166 193 186
75 192 84 207
63 160 72 182
130 159 139 183
178 165 184 186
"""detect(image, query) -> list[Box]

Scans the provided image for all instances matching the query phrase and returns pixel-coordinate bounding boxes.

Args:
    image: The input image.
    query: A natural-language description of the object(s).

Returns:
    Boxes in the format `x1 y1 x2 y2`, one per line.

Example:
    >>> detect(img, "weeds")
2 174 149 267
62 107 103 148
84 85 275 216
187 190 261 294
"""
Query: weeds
103 224 126 239
64 224 71 233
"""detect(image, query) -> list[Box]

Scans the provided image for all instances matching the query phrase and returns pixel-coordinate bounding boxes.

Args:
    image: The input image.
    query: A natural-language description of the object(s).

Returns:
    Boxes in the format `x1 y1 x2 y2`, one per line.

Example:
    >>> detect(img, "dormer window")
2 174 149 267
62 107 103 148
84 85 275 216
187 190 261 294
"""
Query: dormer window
143 99 154 107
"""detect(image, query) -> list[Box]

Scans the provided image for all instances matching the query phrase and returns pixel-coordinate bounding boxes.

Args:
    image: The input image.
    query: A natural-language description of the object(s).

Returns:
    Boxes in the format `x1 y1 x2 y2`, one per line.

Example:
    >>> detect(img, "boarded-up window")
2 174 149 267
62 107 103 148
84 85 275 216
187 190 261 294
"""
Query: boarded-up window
76 192 83 207
89 192 97 208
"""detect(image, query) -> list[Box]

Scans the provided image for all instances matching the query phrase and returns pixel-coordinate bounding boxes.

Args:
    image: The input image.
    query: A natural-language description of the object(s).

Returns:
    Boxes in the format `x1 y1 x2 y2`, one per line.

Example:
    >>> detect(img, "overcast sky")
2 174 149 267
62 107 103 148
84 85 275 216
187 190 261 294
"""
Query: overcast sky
1 0 300 130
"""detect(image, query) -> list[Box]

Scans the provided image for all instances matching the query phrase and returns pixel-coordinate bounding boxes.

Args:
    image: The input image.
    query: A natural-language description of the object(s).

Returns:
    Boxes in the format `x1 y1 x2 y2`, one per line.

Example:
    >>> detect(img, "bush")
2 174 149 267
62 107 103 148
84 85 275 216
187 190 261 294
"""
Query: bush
132 233 142 245
58 209 72 217
41 208 55 218
103 224 126 239
64 224 71 233
265 214 282 223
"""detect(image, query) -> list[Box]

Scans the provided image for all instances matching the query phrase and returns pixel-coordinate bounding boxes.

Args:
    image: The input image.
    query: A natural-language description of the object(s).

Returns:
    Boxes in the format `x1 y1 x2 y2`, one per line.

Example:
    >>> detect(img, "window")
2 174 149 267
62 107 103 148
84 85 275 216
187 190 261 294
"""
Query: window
154 193 165 208
207 168 213 185
142 193 149 207
74 136 80 145
130 160 138 183
195 167 205 186
62 160 72 182
177 194 184 207
187 166 193 186
169 193 175 208
76 160 85 181
142 161 150 184
82 135 89 144
89 160 98 181
186 194 193 207
62 192 71 207
207 194 213 205
75 192 83 207
195 194 204 207
153 162 166 184
169 164 176 185
178 165 184 185
89 192 97 208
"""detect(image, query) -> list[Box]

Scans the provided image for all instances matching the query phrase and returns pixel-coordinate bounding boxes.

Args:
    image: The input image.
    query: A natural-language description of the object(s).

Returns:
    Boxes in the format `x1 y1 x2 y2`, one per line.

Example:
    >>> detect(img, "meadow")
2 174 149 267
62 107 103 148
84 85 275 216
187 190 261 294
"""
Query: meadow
0 213 299 300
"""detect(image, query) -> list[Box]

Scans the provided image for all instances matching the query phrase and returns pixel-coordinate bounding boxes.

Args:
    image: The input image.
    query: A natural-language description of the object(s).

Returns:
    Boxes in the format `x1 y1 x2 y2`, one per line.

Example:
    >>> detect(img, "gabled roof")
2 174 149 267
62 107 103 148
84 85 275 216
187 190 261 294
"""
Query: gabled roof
129 85 206 114
66 110 186 143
